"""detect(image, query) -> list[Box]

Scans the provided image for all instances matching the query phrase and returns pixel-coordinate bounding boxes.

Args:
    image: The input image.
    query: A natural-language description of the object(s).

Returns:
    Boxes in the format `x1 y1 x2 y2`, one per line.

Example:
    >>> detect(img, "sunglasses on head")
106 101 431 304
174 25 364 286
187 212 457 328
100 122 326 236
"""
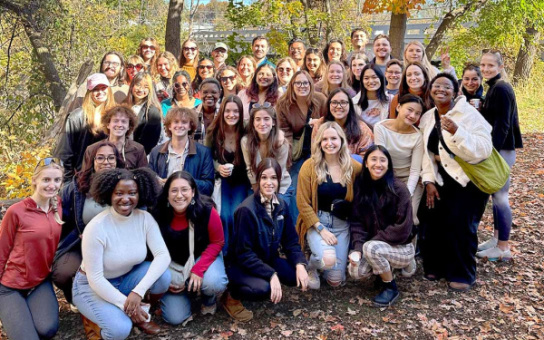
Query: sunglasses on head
35 157 62 170
127 64 144 71
252 102 272 109
482 48 502 56
174 82 189 89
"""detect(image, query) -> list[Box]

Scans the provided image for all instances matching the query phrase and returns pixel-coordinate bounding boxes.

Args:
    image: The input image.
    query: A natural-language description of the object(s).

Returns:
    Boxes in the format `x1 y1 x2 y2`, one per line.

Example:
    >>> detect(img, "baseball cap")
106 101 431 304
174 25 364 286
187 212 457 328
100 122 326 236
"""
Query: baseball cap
87 73 110 91
213 42 228 52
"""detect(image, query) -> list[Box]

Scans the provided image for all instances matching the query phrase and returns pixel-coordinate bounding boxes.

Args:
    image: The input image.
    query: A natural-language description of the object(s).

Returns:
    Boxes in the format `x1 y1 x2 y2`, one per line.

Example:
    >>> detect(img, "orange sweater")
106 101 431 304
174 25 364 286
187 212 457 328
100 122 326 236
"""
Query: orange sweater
295 158 362 249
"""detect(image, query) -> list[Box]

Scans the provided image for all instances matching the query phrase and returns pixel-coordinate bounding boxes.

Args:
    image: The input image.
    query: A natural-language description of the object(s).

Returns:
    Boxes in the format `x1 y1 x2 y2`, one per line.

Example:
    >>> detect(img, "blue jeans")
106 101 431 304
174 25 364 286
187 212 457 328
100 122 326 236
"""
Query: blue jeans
72 262 171 340
278 185 297 226
492 150 516 241
161 255 228 325
0 281 59 340
306 211 350 284
220 179 251 256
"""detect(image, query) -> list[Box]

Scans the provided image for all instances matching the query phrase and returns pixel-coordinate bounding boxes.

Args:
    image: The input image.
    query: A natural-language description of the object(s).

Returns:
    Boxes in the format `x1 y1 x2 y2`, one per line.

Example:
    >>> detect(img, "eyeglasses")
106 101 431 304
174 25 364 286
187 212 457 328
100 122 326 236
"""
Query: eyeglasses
220 76 236 83
431 84 453 91
94 155 116 164
294 81 310 88
174 82 189 89
141 45 156 51
198 65 214 70
35 157 62 170
127 64 144 71
330 100 349 108
253 102 272 109
277 67 293 73
183 47 197 52
103 61 120 68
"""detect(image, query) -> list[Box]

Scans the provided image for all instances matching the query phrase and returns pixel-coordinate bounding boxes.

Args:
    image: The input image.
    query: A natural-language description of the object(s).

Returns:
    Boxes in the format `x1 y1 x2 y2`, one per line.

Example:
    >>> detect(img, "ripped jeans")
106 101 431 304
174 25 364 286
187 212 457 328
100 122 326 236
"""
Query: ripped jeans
306 211 350 285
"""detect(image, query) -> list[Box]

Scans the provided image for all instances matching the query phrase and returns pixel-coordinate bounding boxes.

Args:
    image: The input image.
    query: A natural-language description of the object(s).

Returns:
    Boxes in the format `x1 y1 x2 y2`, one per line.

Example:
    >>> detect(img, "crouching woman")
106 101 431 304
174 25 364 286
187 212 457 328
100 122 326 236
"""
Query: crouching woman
350 145 415 307
223 158 309 322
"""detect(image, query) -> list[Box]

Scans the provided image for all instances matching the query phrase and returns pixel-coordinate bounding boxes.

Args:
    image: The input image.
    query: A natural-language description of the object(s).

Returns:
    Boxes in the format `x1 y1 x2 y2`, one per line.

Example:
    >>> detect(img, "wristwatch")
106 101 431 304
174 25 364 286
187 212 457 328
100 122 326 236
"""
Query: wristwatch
316 223 324 233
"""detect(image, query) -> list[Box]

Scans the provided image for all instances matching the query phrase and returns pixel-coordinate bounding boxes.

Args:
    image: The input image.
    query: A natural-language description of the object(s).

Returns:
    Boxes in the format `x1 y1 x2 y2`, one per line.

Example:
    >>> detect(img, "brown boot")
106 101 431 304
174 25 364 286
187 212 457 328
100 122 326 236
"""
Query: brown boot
221 292 253 322
81 314 102 340
136 321 161 335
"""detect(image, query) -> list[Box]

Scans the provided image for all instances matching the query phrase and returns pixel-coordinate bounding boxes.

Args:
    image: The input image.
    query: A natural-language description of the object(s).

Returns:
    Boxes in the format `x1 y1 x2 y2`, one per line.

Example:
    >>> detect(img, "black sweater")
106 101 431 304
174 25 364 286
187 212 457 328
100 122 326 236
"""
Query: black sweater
481 74 523 150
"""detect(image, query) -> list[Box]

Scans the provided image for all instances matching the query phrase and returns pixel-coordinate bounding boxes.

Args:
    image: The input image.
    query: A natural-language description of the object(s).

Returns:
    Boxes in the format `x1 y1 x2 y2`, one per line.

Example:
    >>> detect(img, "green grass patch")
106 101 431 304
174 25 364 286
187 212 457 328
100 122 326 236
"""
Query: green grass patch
515 61 544 134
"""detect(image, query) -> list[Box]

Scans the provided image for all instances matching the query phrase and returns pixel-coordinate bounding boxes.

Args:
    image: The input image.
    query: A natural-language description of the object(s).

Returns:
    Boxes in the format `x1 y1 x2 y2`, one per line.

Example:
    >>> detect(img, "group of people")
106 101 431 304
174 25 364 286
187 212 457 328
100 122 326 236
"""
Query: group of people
0 30 522 340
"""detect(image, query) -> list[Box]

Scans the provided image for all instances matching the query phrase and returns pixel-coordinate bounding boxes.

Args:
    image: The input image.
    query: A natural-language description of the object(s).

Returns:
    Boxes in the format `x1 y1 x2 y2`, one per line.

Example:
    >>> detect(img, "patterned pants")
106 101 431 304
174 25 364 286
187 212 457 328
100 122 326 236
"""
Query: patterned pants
359 240 415 275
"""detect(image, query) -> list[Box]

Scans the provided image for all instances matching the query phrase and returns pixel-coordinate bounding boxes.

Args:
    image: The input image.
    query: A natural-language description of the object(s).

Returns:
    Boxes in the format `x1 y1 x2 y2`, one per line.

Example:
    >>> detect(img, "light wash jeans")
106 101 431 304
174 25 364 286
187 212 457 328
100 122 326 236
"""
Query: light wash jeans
306 211 350 284
72 261 171 340
161 255 228 325
492 150 516 241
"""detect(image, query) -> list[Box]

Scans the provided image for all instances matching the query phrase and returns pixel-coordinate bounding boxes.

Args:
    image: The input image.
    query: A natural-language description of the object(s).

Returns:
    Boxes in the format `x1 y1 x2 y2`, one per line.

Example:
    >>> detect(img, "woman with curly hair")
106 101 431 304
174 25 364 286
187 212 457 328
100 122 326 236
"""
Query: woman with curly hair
52 142 125 305
302 48 326 84
153 171 228 325
296 122 362 289
179 39 200 81
312 88 374 159
205 95 251 254
237 64 281 123
153 51 179 102
161 70 202 117
0 158 64 340
82 105 148 169
236 55 256 88
72 168 171 339
124 72 163 154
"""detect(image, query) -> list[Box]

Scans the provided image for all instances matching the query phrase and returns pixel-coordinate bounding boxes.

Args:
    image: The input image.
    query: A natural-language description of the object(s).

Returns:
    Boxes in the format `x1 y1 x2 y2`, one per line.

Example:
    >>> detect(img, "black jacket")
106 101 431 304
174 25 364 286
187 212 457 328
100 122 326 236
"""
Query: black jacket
481 74 523 150
133 102 162 154
56 108 106 182
227 193 307 279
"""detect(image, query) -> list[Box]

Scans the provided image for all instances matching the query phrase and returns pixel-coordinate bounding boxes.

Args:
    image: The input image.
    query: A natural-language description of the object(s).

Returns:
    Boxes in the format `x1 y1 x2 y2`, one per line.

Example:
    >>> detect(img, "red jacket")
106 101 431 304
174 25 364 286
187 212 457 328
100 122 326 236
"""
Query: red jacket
0 197 63 289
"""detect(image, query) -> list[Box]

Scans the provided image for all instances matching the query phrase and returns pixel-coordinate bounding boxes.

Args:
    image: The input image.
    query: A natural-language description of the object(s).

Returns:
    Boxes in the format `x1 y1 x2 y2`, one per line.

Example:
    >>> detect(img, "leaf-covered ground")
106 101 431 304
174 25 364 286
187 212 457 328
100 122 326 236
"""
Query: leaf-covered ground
3 134 543 340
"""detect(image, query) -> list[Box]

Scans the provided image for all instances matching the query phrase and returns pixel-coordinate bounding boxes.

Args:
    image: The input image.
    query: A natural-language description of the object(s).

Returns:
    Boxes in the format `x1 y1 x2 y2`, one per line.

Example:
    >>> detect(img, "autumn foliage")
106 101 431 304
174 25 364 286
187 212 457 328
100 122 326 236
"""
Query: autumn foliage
363 0 431 14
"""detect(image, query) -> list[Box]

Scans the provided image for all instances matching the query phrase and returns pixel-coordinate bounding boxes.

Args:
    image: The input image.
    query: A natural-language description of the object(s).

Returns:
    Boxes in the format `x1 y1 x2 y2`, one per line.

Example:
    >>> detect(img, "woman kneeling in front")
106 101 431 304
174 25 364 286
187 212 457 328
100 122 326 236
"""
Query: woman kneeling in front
72 168 171 340
350 145 415 307
223 158 309 322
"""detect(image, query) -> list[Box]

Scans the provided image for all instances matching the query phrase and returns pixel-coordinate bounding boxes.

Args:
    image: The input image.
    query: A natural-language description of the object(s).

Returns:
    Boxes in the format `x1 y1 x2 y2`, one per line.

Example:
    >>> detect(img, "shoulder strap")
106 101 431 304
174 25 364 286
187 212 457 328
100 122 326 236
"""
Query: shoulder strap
433 108 456 158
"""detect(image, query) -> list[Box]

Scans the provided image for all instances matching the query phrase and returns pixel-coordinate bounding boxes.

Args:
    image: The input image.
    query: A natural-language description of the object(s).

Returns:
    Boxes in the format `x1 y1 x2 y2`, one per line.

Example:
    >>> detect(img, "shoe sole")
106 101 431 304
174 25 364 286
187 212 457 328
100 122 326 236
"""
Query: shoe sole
372 293 400 308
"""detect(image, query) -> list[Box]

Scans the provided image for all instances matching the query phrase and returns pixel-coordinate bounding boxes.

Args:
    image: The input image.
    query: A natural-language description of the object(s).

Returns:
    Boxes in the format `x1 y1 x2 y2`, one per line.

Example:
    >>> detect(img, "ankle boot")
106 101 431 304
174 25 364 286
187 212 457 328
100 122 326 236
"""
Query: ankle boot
136 320 161 335
221 292 253 322
372 279 400 307
81 315 102 340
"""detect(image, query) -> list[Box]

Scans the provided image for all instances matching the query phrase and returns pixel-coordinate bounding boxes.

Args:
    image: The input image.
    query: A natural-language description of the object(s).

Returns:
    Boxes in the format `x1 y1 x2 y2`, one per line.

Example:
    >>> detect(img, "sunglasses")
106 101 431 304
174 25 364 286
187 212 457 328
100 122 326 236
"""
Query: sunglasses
126 64 144 71
141 45 156 51
174 82 189 89
183 47 198 52
35 157 62 170
220 76 236 83
198 65 214 70
252 102 272 109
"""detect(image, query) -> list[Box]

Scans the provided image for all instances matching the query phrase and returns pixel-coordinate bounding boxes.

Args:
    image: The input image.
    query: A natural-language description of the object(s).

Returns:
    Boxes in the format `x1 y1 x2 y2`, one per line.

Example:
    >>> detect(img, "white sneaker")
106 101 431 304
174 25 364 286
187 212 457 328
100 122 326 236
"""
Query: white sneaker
476 246 512 261
307 269 321 290
401 258 417 278
201 302 217 316
477 237 498 252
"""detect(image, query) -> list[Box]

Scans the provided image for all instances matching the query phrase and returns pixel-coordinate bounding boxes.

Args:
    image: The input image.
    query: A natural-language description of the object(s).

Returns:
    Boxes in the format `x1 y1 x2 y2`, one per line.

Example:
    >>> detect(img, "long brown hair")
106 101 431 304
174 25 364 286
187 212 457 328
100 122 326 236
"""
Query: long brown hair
246 106 291 175
205 95 245 166
276 70 320 116
302 48 326 81
137 37 160 66
179 39 200 68
246 64 280 104
399 61 431 109
124 72 162 119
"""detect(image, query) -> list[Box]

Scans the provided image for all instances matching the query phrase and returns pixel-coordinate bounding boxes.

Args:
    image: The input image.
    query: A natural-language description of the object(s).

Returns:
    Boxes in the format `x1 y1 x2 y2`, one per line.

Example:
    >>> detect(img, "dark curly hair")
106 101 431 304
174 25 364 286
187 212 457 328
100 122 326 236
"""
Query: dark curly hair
90 167 160 208
76 141 125 194
153 171 215 227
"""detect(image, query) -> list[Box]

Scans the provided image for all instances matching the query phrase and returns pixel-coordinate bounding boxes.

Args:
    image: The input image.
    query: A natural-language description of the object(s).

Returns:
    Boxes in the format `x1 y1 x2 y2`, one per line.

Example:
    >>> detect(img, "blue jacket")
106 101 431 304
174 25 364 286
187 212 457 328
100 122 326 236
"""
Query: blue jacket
148 138 214 196
55 179 86 260
227 193 307 280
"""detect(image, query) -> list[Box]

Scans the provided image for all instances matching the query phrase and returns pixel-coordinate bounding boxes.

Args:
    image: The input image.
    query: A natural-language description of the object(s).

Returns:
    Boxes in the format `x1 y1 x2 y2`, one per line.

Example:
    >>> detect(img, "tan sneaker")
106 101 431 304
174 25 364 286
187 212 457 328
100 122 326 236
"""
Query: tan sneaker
221 292 253 322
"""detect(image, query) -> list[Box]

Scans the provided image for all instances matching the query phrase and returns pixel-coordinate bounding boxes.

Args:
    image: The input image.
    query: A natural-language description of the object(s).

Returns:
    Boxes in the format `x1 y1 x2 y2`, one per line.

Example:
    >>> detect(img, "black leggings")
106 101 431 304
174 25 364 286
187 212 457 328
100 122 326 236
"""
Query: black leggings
226 257 297 301
51 248 82 303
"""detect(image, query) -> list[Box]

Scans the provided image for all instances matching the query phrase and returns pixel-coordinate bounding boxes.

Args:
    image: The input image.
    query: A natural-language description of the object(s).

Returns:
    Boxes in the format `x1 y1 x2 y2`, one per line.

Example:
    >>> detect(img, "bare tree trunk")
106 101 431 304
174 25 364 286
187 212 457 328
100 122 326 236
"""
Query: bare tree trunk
324 0 332 41
165 0 184 59
513 23 540 86
389 12 407 59
426 0 488 59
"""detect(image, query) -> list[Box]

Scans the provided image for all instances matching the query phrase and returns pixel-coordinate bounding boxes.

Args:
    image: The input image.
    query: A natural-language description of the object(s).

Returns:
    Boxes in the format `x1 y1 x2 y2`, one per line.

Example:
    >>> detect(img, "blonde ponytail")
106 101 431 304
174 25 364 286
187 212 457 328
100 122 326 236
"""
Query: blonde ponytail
50 196 64 225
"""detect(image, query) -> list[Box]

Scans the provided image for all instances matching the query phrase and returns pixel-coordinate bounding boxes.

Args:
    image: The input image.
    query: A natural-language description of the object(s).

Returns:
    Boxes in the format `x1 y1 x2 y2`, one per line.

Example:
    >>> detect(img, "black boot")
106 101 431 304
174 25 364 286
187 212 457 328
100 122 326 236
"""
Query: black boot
372 279 399 307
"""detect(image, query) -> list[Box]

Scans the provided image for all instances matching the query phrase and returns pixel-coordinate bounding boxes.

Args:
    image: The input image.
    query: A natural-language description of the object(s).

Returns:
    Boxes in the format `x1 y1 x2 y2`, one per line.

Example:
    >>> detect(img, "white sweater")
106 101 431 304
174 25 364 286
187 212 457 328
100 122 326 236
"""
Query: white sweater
420 96 492 187
374 120 423 195
81 207 171 310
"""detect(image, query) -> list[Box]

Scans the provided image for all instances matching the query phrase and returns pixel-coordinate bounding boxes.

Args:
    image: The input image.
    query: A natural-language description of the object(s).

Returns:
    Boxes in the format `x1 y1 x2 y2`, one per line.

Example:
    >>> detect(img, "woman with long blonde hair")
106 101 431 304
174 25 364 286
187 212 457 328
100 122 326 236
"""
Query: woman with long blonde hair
57 73 116 182
296 121 362 289
0 158 64 340
153 51 179 102
314 60 355 97
403 41 457 80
